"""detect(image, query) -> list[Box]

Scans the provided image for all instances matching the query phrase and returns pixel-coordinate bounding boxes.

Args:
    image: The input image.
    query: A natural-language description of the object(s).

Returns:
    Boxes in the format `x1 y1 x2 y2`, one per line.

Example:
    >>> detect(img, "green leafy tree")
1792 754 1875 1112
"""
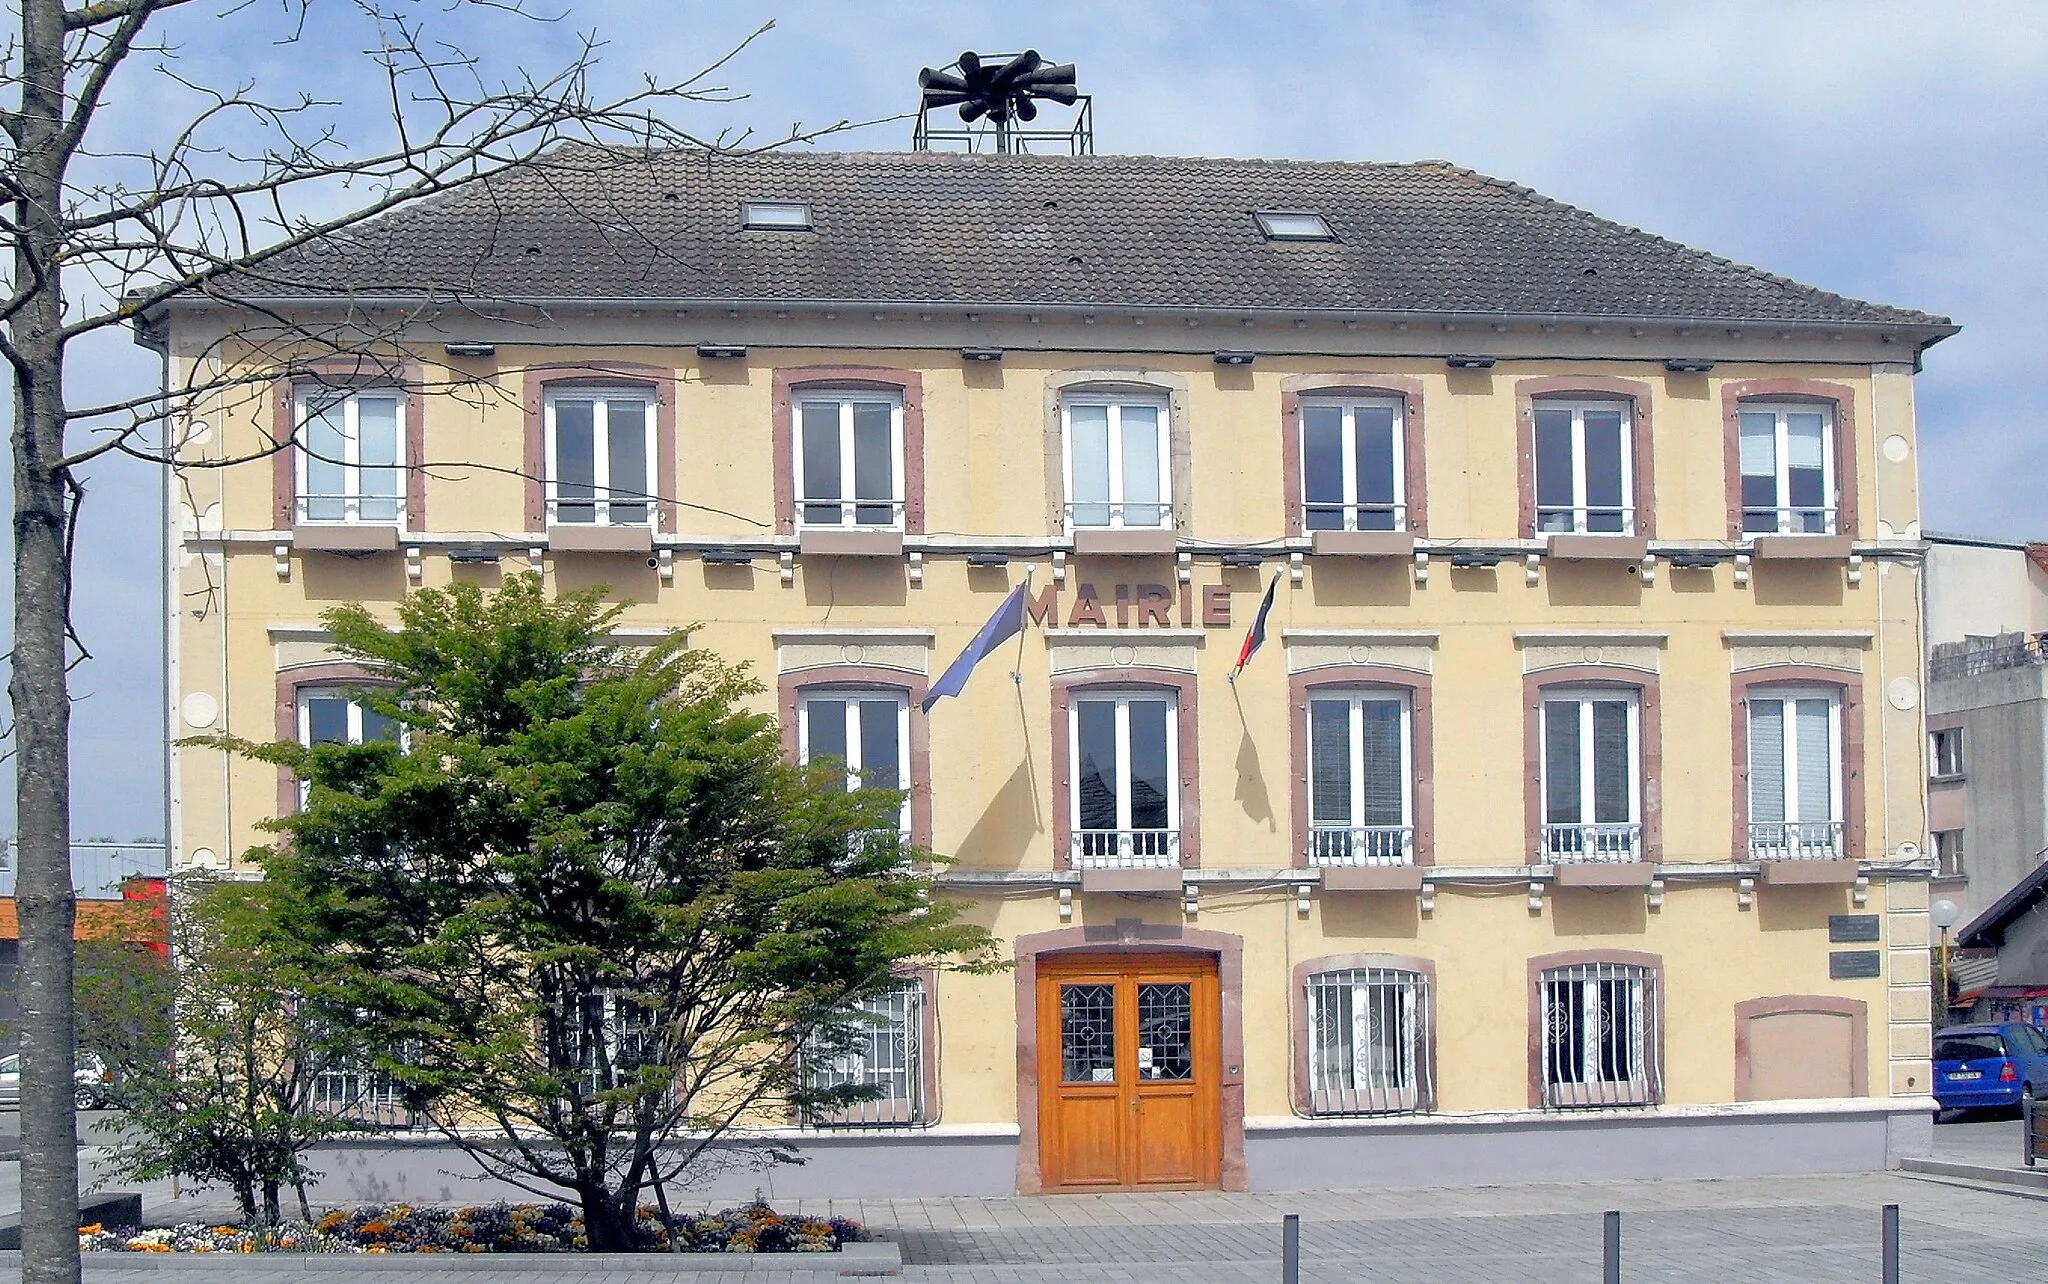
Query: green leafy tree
104 874 354 1224
213 575 999 1250
72 894 172 1092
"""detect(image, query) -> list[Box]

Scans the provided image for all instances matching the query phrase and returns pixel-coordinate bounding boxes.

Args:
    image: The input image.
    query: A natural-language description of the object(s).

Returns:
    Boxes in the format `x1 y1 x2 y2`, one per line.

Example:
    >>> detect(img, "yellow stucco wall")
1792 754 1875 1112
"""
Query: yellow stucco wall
167 340 1935 1124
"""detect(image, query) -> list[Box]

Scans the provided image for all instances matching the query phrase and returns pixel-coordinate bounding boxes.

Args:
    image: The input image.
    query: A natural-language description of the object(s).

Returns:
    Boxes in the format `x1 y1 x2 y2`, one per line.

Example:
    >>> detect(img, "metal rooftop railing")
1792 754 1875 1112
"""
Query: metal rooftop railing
1929 633 2048 682
0 843 168 900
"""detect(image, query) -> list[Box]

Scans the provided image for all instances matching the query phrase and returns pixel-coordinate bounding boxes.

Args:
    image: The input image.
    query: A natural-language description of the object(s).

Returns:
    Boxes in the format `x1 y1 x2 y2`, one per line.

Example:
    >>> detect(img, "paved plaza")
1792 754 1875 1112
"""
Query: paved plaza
1 1118 2045 1280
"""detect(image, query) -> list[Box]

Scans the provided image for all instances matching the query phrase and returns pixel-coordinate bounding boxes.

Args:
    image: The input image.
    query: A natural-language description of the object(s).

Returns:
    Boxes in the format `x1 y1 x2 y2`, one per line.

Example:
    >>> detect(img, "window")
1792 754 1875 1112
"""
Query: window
1539 962 1659 1108
799 690 911 839
1070 691 1179 868
297 688 397 747
557 990 657 1102
1540 691 1641 862
1305 967 1430 1115
742 200 813 231
1255 210 1334 241
1747 691 1842 860
1064 398 1171 530
1306 692 1412 865
803 982 924 1127
1739 404 1835 534
795 393 905 529
1533 401 1633 534
545 389 656 526
1930 727 1966 778
295 388 402 525
1933 829 1965 879
1301 398 1404 532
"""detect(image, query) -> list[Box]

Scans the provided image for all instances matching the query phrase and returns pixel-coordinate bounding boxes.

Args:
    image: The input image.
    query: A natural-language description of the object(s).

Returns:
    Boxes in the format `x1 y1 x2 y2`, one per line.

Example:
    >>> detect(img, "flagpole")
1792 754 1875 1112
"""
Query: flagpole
1011 565 1034 685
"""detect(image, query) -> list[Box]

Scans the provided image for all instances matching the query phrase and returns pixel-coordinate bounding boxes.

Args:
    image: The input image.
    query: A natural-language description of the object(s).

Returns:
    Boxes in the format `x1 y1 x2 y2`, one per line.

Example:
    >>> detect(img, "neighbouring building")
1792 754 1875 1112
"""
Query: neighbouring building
145 144 1954 1196
0 843 168 1048
1924 535 2048 1010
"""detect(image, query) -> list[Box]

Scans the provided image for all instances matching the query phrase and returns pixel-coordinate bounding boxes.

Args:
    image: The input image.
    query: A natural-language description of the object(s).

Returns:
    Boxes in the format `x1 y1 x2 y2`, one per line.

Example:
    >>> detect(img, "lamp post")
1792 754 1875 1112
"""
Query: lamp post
1932 899 1962 1025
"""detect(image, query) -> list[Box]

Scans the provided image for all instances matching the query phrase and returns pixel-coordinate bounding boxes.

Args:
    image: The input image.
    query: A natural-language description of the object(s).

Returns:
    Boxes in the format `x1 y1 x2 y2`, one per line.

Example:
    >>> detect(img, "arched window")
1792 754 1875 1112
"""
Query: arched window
1532 953 1662 1109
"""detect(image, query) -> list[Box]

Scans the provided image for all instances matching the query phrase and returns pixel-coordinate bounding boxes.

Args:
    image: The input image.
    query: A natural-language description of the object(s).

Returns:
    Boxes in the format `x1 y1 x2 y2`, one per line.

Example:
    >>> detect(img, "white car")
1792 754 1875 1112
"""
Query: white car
0 1051 114 1111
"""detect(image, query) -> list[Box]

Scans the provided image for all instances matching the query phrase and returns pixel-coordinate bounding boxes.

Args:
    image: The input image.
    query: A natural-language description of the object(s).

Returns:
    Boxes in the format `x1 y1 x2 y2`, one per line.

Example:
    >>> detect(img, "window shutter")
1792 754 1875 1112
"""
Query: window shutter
1591 701 1631 824
1794 698 1834 823
1749 699 1786 824
1543 702 1580 825
1360 701 1404 827
1308 700 1352 827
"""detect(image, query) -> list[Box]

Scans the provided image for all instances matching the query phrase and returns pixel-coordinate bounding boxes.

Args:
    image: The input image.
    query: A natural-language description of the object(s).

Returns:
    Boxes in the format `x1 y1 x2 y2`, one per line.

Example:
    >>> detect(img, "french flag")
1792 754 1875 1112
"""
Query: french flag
1231 571 1281 680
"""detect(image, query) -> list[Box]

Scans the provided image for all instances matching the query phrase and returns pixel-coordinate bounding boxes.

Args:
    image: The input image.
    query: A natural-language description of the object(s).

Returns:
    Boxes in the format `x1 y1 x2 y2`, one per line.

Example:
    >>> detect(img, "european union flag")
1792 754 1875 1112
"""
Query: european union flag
922 582 1029 713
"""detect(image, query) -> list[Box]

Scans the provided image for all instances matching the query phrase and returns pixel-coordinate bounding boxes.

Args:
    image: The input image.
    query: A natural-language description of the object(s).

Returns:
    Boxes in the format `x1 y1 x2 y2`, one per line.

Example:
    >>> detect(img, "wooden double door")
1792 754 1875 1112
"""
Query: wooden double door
1036 953 1221 1190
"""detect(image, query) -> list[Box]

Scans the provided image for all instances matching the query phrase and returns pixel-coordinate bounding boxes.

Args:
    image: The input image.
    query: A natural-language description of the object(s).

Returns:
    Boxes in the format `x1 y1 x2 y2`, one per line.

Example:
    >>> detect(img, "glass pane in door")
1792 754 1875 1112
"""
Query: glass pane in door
1136 983 1192 1081
1060 984 1116 1083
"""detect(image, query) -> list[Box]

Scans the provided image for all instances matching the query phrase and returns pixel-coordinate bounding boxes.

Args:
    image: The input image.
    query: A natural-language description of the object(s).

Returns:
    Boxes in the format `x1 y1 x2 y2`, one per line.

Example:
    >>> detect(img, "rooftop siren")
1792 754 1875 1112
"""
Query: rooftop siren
914 51 1091 155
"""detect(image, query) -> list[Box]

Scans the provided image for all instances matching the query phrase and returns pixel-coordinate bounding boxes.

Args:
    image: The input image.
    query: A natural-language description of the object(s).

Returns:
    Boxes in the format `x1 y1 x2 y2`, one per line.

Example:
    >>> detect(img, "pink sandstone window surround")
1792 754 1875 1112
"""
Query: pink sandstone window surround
521 363 679 532
1729 668 1864 863
1050 670 1201 871
1720 378 1859 540
1280 374 1428 538
1522 667 1662 866
271 358 426 531
772 367 926 536
776 666 932 850
1513 376 1656 539
1289 667 1434 869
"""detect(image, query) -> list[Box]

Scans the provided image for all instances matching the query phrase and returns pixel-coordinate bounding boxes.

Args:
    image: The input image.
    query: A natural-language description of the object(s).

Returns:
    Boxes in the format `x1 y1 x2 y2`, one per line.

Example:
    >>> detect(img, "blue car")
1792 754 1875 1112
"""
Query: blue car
1934 1023 2048 1111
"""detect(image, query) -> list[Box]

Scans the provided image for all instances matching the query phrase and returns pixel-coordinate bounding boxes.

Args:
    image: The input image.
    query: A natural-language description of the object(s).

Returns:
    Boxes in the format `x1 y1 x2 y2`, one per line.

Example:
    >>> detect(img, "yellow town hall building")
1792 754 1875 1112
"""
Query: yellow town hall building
147 147 1955 1195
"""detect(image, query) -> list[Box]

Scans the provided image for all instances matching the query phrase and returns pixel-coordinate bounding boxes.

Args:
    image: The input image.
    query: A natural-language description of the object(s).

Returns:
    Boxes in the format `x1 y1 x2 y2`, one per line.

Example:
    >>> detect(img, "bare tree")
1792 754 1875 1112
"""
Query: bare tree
1 5 845 1279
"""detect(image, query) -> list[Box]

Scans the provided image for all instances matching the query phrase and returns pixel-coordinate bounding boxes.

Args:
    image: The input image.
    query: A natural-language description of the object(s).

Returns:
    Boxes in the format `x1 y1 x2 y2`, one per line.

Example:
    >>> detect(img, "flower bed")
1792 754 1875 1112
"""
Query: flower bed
79 1201 865 1254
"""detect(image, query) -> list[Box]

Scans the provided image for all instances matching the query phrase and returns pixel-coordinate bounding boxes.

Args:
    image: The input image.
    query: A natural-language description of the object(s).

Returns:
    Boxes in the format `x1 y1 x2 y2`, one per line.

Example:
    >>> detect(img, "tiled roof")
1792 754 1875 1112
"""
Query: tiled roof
235 146 1949 328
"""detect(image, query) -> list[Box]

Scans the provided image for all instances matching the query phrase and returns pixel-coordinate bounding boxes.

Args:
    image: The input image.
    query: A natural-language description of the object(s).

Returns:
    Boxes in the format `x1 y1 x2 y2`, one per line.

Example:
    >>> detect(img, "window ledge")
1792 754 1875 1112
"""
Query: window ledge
292 524 400 554
1752 534 1854 561
1554 863 1655 889
1310 530 1416 558
1071 528 1177 557
1513 630 1669 649
1758 858 1860 885
798 528 905 558
1546 533 1647 563
1319 865 1425 892
547 524 654 554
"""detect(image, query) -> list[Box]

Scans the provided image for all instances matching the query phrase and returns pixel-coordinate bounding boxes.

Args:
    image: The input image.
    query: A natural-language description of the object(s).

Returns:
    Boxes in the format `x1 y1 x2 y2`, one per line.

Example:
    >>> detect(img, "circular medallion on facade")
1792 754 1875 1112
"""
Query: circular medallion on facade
190 848 217 868
181 692 218 730
1583 647 1604 665
1111 644 1138 667
1882 434 1911 464
1888 676 1919 711
840 644 866 665
1349 644 1373 665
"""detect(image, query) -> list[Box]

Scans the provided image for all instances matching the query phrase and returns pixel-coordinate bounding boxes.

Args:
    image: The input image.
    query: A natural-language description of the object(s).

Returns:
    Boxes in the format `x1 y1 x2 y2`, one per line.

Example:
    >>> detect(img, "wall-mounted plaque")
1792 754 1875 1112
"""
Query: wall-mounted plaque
1829 950 1883 980
1828 914 1882 944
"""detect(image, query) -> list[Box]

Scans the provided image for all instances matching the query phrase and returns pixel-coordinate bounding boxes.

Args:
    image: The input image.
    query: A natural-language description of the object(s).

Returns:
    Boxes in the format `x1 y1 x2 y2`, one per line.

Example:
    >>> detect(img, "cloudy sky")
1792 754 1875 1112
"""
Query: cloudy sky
20 0 2047 838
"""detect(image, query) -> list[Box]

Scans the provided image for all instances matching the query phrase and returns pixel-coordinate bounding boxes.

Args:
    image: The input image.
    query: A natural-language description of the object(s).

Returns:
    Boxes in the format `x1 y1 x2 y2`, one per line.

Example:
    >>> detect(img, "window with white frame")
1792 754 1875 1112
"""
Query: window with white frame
1539 961 1659 1108
1739 403 1835 534
1064 396 1171 530
296 388 403 525
1305 967 1430 1115
297 688 398 748
1301 398 1404 532
1747 690 1842 860
1306 691 1412 865
1933 829 1965 879
556 989 657 1102
1532 401 1633 534
795 392 904 529
1070 690 1179 868
800 690 910 839
804 981 924 1127
546 389 656 526
1930 726 1965 778
1540 690 1641 862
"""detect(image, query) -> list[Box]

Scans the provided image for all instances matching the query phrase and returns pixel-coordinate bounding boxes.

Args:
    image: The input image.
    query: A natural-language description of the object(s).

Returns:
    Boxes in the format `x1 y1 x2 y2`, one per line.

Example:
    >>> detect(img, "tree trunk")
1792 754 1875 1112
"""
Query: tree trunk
12 2 82 1282
261 1179 281 1227
578 1186 636 1253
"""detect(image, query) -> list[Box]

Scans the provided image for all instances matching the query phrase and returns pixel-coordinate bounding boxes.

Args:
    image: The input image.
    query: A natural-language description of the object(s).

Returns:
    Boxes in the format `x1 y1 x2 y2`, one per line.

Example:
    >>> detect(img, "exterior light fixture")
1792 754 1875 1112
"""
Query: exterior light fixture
1220 551 1263 567
960 347 1004 362
701 549 754 565
1446 355 1497 370
1667 552 1727 569
442 342 495 357
1449 551 1506 568
1213 351 1256 366
696 343 747 360
1665 358 1715 373
966 552 1011 567
447 546 500 564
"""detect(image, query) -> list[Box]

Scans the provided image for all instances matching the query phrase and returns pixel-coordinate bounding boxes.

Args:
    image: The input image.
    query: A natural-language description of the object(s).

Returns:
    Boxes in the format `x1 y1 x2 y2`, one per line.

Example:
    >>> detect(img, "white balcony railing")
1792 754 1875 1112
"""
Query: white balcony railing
1544 822 1643 864
1303 502 1407 534
1072 828 1180 869
1748 821 1844 862
797 498 906 529
1308 825 1415 867
1064 501 1174 530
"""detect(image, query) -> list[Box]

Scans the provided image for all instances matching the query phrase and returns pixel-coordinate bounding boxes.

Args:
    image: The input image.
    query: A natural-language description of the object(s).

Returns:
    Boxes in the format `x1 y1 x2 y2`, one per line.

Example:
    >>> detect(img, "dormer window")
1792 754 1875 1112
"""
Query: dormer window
1255 210 1333 241
743 200 813 231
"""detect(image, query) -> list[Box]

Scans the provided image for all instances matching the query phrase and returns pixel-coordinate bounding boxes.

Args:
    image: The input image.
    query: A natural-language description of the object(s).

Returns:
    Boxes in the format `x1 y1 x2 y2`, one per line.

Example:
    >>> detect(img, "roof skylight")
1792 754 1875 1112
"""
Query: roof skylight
741 200 813 231
1254 210 1334 242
